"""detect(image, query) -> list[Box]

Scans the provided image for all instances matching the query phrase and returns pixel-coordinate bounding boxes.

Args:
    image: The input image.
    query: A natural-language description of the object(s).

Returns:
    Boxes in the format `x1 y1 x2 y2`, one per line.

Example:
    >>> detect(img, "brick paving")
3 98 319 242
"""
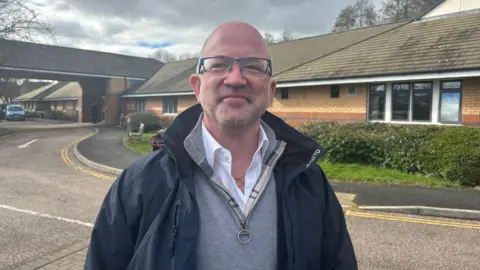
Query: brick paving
14 240 89 270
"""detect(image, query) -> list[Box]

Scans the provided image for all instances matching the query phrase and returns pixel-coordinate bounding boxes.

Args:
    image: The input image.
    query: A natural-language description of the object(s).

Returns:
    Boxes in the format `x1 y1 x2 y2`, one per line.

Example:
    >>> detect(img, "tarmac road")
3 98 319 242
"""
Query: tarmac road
0 128 113 270
0 126 479 269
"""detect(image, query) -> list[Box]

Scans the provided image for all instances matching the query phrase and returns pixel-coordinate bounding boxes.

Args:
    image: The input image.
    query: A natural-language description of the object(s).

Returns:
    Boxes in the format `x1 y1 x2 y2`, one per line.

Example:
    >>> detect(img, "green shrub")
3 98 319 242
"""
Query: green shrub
300 122 385 165
418 127 480 186
127 112 163 133
299 121 480 187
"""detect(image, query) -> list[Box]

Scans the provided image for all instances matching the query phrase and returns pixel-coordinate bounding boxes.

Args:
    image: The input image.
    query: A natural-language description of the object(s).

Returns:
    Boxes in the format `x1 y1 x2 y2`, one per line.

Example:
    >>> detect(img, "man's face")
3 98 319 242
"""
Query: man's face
190 24 276 128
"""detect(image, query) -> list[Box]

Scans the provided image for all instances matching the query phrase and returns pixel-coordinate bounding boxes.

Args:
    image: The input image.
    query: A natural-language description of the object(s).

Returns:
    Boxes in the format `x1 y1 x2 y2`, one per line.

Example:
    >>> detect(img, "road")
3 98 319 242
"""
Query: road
0 128 113 270
0 126 479 269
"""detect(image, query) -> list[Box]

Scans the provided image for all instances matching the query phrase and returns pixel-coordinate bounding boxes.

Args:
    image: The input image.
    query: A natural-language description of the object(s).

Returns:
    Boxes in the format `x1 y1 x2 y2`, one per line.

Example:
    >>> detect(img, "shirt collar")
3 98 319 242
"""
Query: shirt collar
202 120 270 168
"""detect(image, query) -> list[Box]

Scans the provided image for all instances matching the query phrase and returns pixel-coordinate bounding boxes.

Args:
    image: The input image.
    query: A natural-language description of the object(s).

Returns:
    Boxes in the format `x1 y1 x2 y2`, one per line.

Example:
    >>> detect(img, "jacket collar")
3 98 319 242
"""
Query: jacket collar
163 104 325 180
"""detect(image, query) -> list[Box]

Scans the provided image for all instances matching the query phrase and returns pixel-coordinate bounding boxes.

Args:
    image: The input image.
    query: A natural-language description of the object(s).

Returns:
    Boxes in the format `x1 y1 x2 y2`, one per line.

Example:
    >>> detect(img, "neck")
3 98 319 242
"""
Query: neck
203 115 260 162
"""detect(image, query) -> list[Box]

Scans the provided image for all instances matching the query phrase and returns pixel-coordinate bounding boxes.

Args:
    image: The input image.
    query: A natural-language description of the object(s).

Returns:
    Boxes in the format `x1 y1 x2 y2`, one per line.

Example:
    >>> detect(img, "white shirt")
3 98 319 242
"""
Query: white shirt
202 121 269 214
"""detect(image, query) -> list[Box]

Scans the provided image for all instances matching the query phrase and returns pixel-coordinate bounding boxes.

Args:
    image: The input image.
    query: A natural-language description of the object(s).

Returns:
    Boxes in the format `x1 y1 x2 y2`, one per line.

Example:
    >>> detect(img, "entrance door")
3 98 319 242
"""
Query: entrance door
101 96 106 122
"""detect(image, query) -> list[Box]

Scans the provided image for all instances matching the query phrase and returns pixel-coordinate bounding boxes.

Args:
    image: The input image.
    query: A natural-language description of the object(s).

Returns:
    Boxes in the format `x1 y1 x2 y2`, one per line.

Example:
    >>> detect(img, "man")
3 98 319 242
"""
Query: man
85 21 357 270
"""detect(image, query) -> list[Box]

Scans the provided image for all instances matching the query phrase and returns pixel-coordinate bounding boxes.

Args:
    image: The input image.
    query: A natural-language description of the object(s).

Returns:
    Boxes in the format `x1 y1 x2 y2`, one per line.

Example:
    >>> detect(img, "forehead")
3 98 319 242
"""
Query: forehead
202 27 269 59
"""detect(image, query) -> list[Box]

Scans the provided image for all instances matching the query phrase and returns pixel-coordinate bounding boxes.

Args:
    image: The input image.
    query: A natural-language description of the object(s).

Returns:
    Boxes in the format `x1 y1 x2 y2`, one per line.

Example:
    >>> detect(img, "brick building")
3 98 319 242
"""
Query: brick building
120 2 480 128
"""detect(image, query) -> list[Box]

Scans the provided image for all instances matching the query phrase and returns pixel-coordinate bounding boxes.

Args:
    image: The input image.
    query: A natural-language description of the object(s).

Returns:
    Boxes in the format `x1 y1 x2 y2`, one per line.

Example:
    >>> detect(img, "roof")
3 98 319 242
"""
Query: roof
13 81 65 101
44 82 81 100
122 23 406 97
0 39 164 79
275 11 480 82
270 21 408 76
122 58 198 96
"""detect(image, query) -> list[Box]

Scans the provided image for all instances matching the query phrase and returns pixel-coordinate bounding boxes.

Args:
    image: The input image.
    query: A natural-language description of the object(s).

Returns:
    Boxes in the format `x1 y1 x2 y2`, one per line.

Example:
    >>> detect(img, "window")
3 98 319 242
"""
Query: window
391 83 411 121
368 84 386 120
330 85 340 98
347 87 357 96
439 81 462 123
136 99 146 112
163 97 177 114
412 82 433 121
281 88 289 99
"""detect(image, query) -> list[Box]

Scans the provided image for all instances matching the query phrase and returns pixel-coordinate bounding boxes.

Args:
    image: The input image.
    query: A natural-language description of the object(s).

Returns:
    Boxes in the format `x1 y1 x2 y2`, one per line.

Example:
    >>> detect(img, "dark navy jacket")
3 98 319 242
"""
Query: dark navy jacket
84 104 358 270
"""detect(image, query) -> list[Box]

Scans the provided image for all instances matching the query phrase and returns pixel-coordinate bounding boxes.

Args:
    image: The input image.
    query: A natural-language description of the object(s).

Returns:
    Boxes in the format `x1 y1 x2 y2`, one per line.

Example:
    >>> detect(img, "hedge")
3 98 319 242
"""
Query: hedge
299 122 480 187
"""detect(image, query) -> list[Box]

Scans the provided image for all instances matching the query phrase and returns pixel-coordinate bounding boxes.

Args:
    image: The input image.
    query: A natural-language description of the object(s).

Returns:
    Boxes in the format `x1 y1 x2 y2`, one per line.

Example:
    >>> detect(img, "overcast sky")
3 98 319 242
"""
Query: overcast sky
28 0 385 59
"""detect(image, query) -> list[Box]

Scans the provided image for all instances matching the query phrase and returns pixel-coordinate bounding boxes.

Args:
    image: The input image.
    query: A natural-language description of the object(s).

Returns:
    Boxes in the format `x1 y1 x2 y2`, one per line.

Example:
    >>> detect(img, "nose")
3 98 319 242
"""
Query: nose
223 62 247 87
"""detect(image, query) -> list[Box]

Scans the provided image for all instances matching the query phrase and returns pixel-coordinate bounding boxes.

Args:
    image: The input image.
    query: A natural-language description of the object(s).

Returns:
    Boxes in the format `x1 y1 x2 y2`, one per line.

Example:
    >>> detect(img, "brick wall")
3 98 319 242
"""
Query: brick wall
178 96 197 112
268 84 367 127
104 78 129 125
462 77 480 125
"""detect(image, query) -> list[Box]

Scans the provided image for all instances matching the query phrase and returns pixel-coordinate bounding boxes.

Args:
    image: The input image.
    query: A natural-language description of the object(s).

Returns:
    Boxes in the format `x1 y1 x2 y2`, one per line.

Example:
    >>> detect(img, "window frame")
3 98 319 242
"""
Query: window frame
162 97 178 114
438 80 463 124
411 82 433 122
135 99 146 113
391 82 412 122
280 88 289 100
367 84 386 121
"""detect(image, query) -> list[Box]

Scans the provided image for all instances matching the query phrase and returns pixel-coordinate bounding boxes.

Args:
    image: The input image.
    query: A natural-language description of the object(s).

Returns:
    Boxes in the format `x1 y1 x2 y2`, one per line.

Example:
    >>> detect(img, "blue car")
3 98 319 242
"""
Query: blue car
5 104 26 121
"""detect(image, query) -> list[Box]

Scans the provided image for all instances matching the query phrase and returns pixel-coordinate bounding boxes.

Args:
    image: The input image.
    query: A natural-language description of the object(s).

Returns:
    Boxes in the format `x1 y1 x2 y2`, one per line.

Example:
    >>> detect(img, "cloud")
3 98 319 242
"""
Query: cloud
31 0 360 58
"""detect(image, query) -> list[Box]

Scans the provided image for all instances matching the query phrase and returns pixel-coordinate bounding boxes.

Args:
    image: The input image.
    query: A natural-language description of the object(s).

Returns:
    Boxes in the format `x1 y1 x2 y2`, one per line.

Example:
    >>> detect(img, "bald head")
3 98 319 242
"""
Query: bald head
200 21 270 59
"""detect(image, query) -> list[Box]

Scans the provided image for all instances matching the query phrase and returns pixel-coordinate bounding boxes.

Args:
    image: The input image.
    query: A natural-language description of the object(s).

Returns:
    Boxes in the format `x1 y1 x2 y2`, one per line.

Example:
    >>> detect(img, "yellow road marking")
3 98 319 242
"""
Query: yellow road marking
345 210 480 230
62 132 480 230
61 131 115 180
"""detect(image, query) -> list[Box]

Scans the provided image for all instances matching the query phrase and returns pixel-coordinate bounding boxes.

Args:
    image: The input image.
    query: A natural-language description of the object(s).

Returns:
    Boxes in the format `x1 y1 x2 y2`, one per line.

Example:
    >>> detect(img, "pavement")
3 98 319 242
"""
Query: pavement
1 123 479 269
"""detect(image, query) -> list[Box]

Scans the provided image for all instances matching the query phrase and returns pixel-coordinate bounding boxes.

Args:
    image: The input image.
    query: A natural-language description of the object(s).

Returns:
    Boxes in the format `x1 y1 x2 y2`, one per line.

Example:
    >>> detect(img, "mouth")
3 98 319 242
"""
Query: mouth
221 95 250 103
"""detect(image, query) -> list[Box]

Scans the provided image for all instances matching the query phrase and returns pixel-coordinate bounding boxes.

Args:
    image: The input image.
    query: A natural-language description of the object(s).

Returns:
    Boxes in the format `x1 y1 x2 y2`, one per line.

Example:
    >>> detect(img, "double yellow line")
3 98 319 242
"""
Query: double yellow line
61 131 114 181
345 210 480 230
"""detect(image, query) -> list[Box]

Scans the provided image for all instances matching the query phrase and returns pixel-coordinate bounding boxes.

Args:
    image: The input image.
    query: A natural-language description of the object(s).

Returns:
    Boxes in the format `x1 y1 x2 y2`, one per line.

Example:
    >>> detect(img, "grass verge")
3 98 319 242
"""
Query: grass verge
123 133 456 188
319 162 458 188
124 133 156 155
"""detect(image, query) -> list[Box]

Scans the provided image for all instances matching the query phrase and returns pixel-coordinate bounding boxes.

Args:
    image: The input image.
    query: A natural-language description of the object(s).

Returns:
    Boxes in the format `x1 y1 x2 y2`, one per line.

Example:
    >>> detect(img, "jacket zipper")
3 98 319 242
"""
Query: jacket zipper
170 203 181 270
283 166 310 270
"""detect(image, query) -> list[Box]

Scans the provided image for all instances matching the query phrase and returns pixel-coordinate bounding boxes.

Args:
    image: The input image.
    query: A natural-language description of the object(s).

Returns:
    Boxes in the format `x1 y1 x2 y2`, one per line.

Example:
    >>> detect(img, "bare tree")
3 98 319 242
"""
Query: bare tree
1 0 55 104
332 4 357 32
178 52 200 60
279 26 294 42
380 0 436 23
0 0 55 41
263 31 276 45
332 0 378 32
151 49 178 63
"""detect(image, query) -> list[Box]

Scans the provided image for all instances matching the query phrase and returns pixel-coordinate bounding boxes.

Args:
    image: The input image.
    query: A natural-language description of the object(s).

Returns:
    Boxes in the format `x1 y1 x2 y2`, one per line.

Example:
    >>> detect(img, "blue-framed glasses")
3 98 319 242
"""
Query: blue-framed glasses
197 56 272 78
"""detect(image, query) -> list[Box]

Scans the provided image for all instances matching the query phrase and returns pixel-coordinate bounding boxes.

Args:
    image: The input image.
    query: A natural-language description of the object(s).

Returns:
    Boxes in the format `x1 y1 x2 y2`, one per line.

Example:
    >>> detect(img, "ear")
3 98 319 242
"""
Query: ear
269 79 277 106
189 74 202 102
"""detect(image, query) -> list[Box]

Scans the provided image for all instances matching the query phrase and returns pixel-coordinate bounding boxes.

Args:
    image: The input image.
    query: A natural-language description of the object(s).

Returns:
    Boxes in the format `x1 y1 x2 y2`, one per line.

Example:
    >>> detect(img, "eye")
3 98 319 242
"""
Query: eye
205 58 230 70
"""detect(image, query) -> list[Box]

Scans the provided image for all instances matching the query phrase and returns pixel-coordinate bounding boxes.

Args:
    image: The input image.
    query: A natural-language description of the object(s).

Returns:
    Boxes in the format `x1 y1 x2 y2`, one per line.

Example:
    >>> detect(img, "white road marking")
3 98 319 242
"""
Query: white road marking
0 204 94 228
18 139 38 148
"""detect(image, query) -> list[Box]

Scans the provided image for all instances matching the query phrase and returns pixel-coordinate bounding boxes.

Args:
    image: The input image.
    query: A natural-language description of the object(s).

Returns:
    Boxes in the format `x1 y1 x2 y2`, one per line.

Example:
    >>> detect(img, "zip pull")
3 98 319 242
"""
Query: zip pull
238 221 251 244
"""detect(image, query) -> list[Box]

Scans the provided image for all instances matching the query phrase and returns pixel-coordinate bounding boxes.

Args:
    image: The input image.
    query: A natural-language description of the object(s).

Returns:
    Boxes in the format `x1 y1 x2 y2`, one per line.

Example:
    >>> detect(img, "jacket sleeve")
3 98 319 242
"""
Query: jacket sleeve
84 170 138 270
317 166 358 270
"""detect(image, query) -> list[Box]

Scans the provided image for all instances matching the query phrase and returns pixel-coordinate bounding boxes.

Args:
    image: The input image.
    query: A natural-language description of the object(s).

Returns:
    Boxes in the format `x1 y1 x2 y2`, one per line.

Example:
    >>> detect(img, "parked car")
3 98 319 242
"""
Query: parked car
5 104 26 121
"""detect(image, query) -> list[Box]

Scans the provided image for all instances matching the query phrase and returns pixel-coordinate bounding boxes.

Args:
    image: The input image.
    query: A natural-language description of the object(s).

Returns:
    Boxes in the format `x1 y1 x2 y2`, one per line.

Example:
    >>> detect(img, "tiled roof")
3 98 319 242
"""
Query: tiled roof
269 21 407 76
122 23 405 97
275 11 480 82
13 82 61 101
0 39 164 79
44 82 81 100
122 58 198 96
